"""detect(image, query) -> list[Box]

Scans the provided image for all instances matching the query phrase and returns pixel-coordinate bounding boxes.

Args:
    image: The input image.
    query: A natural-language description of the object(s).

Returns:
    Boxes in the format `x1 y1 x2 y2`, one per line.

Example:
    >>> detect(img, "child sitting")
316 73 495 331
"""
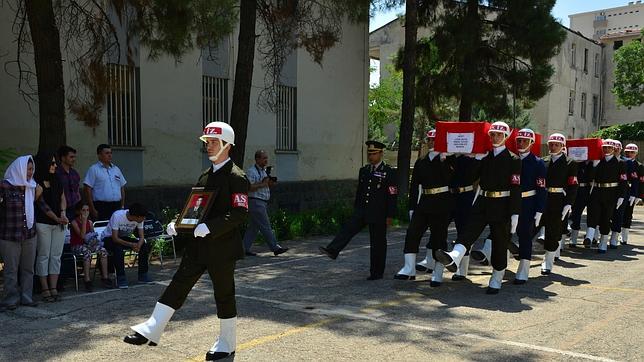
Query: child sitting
70 202 112 291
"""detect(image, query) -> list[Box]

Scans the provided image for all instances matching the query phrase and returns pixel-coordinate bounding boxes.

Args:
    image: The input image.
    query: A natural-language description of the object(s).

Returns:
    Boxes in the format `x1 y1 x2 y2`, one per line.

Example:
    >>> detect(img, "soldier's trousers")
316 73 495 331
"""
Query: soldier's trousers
326 213 387 277
159 244 237 319
570 186 591 230
517 199 538 260
610 197 628 232
587 189 619 236
623 202 636 229
405 210 450 258
543 194 566 252
424 190 475 250
456 206 511 271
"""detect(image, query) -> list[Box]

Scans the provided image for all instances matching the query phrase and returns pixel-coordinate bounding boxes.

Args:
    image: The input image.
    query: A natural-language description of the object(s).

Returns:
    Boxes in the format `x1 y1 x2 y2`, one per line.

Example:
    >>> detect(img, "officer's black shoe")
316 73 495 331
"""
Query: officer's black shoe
597 249 607 254
429 281 442 287
273 247 289 256
123 332 156 346
435 250 457 272
318 247 338 260
513 279 527 285
554 256 560 262
451 274 466 281
415 264 433 273
583 238 591 248
393 273 416 280
486 287 500 295
609 245 618 249
541 269 551 275
366 275 383 281
205 351 235 361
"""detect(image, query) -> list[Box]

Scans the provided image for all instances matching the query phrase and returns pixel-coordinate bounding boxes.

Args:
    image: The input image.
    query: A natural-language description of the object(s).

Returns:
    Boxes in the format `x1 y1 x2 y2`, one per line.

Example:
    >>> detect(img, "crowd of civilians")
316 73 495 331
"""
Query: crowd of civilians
0 144 151 312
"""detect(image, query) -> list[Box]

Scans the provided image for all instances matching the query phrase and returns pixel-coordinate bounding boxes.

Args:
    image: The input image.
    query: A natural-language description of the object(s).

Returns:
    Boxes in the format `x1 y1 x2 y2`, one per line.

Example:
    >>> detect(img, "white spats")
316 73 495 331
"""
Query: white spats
541 251 556 274
621 228 630 244
416 251 435 272
396 253 417 278
569 229 579 246
585 227 596 242
431 262 445 284
488 269 505 290
609 231 619 247
131 302 175 345
472 239 492 263
209 317 237 353
598 234 608 252
515 259 531 282
455 255 470 278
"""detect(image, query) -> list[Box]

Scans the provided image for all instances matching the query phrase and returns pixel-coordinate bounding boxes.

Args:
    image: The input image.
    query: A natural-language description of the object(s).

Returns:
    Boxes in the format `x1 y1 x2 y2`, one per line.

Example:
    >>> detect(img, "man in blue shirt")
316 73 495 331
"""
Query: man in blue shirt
84 144 127 221
242 150 288 256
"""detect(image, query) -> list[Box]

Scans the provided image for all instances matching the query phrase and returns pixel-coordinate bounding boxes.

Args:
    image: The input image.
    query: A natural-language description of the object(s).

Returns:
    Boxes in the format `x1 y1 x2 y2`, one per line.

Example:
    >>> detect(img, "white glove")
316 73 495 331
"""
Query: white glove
592 160 600 167
194 223 211 238
440 153 447 161
534 212 542 228
616 197 624 210
409 210 414 221
629 196 636 206
166 222 178 236
475 152 488 160
561 205 571 221
510 214 519 234
636 198 642 206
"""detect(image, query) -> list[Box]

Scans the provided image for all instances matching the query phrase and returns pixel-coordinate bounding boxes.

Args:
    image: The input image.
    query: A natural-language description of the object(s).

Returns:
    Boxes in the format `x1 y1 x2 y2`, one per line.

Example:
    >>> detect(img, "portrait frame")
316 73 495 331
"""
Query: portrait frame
175 187 217 231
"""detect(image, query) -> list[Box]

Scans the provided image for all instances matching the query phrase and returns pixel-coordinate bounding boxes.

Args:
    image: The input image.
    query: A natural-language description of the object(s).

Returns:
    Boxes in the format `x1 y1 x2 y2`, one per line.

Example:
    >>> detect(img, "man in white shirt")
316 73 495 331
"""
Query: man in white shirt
101 203 150 288
84 144 127 220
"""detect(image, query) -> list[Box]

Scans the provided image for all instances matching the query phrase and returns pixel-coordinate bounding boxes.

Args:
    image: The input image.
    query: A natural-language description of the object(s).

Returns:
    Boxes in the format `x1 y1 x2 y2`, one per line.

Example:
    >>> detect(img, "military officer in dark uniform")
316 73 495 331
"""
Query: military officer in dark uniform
319 140 398 280
394 129 455 286
568 160 593 247
609 140 631 248
620 144 642 245
436 121 521 294
124 122 249 361
540 133 578 275
584 139 628 253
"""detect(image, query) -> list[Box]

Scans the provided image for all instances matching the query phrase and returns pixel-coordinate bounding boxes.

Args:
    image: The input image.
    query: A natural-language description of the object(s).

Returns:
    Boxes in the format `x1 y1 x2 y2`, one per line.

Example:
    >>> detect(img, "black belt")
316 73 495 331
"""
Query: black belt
249 197 269 202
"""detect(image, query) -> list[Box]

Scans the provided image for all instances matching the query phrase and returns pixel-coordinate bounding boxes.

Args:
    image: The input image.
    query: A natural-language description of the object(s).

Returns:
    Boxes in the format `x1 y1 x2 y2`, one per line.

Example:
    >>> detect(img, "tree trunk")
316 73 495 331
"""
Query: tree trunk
396 0 418 200
229 0 258 167
25 0 66 153
457 0 480 121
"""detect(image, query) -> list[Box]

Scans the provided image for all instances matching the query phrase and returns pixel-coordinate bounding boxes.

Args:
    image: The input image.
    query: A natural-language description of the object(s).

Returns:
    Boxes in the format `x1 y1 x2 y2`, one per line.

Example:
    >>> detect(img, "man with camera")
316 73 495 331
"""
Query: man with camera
242 150 288 256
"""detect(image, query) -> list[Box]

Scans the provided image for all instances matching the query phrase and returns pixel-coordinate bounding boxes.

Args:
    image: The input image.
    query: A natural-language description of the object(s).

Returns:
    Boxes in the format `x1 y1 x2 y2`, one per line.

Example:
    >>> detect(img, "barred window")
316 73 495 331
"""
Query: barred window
202 76 229 126
276 85 297 151
581 92 587 119
568 90 575 116
592 95 599 123
107 63 141 147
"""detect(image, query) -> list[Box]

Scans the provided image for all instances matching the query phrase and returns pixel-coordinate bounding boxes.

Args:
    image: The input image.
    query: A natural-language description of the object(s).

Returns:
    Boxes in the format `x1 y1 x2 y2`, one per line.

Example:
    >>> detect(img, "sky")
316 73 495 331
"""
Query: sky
369 0 634 84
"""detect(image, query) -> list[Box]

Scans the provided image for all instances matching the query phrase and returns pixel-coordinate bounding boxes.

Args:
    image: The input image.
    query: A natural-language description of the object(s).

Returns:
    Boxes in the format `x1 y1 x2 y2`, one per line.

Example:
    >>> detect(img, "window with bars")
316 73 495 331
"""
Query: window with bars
202 76 229 126
568 90 575 116
583 48 589 73
570 43 576 68
106 63 141 147
276 85 297 151
581 92 587 119
592 95 599 123
594 53 600 77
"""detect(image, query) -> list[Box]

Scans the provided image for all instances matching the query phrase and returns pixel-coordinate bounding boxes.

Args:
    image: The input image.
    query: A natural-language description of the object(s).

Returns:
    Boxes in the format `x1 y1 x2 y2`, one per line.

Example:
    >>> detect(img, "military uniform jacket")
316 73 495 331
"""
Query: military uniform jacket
543 154 579 206
576 161 593 186
189 161 250 263
639 163 644 199
409 153 455 214
624 158 640 198
354 162 398 223
450 155 480 189
521 153 547 213
476 148 522 220
591 156 628 198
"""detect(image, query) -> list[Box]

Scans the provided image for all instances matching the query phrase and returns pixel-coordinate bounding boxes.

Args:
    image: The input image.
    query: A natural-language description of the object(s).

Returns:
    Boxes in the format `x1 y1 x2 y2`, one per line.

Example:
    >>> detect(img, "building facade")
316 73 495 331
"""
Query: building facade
569 1 643 41
0 6 369 211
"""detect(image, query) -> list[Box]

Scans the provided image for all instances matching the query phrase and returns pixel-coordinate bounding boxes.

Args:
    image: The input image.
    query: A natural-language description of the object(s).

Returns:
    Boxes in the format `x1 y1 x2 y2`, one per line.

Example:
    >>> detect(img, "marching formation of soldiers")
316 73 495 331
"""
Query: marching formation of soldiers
324 121 642 295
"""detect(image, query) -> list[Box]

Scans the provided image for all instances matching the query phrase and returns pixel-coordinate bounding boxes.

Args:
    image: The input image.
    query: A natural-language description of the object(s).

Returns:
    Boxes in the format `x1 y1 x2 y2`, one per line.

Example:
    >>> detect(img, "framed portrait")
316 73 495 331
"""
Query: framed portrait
175 187 217 231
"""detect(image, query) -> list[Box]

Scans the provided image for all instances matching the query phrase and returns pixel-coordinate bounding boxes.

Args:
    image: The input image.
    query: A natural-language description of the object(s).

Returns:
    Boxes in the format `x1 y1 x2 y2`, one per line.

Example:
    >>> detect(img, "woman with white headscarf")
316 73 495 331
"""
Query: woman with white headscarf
0 155 51 311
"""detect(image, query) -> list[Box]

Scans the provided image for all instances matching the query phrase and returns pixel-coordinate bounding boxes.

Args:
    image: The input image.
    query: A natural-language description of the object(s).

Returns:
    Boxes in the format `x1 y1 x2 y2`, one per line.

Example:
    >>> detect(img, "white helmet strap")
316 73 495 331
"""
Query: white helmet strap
208 138 231 162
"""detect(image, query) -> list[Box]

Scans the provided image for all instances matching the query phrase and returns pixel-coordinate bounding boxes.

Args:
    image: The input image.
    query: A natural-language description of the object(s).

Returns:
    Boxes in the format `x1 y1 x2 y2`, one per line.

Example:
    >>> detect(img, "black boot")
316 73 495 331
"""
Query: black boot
123 332 156 346
205 351 235 361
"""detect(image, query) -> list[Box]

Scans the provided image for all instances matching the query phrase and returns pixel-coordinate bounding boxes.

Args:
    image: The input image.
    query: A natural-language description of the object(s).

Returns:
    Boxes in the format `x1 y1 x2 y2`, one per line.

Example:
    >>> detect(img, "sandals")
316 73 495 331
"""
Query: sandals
41 289 55 303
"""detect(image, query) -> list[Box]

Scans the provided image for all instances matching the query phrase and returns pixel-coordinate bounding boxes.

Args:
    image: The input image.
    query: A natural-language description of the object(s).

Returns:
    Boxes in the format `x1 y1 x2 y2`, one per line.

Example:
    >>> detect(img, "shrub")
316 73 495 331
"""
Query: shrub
589 121 644 140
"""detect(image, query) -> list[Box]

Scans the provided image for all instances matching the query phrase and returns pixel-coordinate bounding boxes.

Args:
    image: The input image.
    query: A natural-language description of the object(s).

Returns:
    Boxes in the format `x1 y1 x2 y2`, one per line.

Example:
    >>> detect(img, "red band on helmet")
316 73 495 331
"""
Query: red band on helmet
204 127 223 135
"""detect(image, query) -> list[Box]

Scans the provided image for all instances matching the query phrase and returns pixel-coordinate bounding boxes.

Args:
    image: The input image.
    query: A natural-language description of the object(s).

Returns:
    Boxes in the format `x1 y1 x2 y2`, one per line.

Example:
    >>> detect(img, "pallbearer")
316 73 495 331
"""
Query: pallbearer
618 143 641 245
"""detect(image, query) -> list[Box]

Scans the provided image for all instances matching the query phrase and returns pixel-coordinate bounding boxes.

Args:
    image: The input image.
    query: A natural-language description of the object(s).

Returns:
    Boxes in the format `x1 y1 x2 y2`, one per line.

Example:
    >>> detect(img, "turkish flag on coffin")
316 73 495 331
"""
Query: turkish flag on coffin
506 129 543 157
566 138 603 161
434 121 492 154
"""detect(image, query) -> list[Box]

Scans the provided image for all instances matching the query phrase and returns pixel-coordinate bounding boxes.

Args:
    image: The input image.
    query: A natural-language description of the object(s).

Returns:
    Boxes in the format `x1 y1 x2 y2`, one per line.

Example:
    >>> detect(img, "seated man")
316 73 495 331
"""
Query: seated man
102 203 151 289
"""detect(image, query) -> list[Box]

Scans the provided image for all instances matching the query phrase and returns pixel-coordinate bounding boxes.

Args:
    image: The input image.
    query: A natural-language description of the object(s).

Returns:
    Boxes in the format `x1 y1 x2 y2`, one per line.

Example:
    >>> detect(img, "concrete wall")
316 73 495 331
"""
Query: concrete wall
0 6 368 188
570 2 644 40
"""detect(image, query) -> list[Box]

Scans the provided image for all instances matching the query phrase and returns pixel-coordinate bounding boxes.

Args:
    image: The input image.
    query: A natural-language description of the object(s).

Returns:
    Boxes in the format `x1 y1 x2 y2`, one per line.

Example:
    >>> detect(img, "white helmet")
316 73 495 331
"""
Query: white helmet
200 122 235 145
625 143 639 153
602 139 616 148
547 133 566 145
488 121 511 137
614 140 623 150
515 128 535 153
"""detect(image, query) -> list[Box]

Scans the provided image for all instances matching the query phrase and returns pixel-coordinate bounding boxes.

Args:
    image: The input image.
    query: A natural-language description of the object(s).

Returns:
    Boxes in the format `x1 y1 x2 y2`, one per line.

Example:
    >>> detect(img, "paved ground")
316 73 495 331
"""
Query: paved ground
1 208 644 361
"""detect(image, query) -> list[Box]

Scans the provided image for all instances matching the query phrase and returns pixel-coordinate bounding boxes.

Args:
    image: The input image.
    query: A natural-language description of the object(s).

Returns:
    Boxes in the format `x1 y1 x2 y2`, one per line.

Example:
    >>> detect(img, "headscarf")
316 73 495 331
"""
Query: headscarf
4 155 37 228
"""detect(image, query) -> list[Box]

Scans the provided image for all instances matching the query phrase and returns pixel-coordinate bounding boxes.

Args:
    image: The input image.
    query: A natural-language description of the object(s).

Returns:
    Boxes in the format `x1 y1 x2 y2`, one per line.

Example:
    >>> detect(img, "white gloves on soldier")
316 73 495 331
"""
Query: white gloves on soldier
510 214 519 234
194 223 211 238
561 205 571 220
629 196 637 206
534 212 542 228
616 197 624 210
166 222 178 236
475 152 488 160
592 160 600 167
409 210 414 221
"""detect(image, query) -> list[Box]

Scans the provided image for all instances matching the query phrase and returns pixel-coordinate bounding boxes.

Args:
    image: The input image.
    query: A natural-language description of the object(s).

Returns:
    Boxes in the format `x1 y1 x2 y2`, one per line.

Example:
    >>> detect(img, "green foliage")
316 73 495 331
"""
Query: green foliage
369 65 403 144
268 202 355 241
0 149 19 176
589 122 644 140
612 32 644 108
